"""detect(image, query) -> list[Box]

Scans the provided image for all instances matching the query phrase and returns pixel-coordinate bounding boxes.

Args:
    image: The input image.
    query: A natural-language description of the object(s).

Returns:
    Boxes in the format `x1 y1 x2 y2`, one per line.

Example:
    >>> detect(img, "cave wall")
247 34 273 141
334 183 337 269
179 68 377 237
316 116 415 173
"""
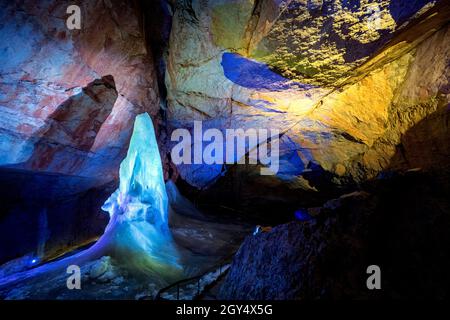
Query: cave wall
0 0 161 180
164 0 449 203
219 171 450 299
0 0 448 274
0 0 162 264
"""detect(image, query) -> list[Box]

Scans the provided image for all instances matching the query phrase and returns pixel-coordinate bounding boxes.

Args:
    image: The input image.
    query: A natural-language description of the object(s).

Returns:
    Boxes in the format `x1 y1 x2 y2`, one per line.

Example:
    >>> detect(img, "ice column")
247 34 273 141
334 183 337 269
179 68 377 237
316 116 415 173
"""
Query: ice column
101 113 180 275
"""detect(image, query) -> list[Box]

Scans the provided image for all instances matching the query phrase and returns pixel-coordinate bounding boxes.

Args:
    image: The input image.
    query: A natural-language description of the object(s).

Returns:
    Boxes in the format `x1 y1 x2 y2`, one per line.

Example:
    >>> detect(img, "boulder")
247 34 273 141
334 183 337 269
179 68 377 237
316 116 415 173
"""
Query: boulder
219 171 450 299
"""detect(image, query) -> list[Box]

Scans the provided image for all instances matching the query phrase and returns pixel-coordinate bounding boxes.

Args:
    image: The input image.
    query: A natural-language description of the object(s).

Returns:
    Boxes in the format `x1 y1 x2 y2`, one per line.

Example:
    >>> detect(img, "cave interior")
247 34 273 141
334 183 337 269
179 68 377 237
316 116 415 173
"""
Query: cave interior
0 0 449 300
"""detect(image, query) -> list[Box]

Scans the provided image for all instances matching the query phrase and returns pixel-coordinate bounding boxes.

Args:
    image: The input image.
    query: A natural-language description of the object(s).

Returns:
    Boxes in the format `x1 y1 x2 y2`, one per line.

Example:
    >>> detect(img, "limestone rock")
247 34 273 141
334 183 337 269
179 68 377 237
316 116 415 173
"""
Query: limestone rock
165 0 449 192
0 0 161 183
0 0 161 263
219 172 450 299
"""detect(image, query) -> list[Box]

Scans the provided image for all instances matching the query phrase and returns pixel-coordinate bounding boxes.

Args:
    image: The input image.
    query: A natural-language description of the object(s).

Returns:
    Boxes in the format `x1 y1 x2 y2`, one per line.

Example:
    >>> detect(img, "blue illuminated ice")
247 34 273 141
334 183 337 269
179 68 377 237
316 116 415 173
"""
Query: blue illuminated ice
100 113 181 278
102 112 169 229
0 113 182 288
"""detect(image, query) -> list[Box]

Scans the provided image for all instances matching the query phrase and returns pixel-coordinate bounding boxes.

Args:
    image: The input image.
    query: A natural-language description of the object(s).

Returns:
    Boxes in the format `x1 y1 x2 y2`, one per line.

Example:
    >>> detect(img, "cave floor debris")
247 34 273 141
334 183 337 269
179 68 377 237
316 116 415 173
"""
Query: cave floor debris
0 208 252 300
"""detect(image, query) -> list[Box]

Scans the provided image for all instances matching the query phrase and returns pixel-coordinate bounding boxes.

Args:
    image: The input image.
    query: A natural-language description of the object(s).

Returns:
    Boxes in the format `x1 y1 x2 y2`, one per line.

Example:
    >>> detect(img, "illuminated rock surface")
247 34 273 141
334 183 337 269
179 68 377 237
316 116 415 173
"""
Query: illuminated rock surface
100 113 181 278
219 172 450 299
0 0 449 300
0 0 160 181
166 0 449 195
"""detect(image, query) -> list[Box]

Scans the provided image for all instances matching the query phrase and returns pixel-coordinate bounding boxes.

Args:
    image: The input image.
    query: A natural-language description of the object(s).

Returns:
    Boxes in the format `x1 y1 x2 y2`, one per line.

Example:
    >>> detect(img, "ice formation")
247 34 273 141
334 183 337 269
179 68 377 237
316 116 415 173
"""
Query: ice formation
102 112 169 228
166 180 204 219
0 113 182 288
100 113 181 278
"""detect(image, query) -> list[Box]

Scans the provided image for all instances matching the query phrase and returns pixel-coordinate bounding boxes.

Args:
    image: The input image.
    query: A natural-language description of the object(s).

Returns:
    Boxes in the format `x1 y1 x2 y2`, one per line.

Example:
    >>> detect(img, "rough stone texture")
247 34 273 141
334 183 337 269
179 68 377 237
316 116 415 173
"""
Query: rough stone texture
0 0 161 262
0 0 160 182
219 191 376 300
0 0 448 299
247 0 437 85
165 0 449 195
219 171 450 299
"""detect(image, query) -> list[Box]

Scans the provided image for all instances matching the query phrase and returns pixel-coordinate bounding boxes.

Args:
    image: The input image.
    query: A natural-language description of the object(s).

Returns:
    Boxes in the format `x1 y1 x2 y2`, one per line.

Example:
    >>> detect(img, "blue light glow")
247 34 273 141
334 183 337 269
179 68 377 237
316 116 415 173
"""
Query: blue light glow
100 113 181 277
221 52 315 91
294 209 314 222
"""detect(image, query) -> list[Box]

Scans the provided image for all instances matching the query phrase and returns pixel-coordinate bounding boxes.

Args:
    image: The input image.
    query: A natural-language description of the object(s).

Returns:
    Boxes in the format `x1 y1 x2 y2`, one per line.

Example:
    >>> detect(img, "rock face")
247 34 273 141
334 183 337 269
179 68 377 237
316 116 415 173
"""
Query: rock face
0 0 449 293
0 0 161 181
0 0 161 263
0 167 114 265
219 171 450 299
219 192 377 300
165 0 449 196
14 76 118 175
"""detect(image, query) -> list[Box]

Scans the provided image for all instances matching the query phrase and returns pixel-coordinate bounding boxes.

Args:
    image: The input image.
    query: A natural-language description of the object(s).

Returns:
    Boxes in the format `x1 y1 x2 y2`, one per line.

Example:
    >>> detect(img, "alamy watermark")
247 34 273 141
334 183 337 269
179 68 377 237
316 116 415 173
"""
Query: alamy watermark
66 5 81 30
170 121 280 175
66 264 81 290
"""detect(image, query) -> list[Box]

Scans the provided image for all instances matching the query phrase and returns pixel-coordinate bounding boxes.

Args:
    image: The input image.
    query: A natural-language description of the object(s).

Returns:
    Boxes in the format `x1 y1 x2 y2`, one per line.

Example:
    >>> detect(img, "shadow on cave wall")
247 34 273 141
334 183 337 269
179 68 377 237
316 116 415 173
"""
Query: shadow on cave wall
0 76 119 266
22 75 117 172
367 104 450 298
388 103 450 173
360 103 450 296
176 158 350 226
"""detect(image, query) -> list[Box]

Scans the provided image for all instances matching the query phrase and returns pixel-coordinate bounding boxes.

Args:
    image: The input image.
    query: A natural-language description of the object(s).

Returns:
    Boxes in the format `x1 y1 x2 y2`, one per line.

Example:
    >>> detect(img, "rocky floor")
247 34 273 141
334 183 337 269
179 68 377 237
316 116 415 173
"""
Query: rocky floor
0 207 252 300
